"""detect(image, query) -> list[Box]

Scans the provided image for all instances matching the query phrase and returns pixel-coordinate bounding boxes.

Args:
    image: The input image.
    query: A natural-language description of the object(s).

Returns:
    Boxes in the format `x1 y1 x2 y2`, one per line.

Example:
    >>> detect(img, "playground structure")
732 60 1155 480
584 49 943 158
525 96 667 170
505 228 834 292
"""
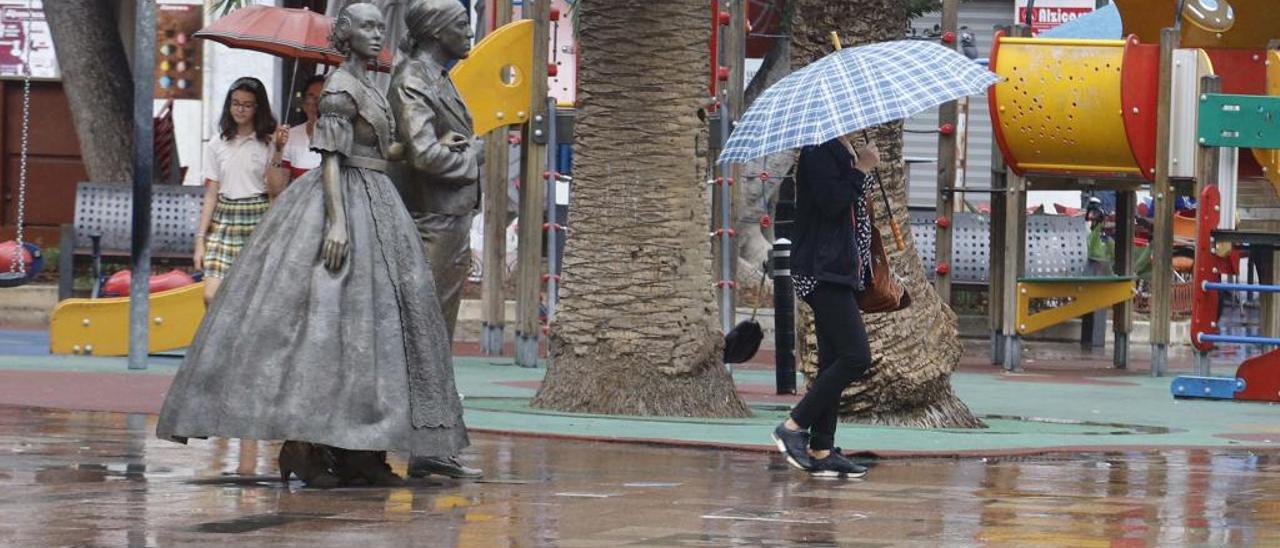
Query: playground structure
971 0 1280 372
1169 63 1280 402
29 0 1280 383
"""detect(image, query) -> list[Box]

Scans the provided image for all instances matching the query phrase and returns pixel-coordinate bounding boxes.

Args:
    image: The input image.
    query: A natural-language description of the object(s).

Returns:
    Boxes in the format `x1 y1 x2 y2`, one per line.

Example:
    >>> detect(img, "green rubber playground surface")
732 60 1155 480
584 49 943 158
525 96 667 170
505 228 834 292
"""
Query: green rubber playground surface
2 328 1278 457
451 357 1280 456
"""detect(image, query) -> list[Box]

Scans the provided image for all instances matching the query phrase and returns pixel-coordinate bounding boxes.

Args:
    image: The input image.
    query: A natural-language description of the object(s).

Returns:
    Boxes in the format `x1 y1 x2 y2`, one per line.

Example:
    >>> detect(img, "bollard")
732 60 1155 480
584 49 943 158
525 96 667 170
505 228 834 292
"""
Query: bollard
772 238 796 395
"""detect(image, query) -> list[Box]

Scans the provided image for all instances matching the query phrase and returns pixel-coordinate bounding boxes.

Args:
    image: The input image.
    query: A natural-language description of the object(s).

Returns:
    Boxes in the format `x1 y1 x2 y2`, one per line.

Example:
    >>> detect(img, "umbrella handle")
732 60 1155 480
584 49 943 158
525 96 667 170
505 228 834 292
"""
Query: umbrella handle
887 217 906 252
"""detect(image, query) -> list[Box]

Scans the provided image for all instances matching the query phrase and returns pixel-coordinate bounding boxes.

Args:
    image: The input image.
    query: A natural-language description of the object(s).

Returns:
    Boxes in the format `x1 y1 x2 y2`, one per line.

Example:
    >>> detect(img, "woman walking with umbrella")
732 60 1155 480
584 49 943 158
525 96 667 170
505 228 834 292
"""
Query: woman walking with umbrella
772 135 880 479
158 2 467 488
717 38 999 479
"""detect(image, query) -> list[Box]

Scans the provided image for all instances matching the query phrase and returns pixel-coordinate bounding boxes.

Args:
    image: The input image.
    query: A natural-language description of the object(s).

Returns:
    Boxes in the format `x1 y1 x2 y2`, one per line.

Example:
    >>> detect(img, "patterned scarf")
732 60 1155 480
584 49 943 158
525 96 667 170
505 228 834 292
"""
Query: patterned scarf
852 173 874 289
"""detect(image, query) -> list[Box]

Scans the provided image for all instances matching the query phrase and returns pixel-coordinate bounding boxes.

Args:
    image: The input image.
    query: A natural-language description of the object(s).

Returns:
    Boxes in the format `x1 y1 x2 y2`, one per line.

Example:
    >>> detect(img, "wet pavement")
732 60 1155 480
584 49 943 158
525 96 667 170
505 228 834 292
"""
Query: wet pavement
4 406 1280 546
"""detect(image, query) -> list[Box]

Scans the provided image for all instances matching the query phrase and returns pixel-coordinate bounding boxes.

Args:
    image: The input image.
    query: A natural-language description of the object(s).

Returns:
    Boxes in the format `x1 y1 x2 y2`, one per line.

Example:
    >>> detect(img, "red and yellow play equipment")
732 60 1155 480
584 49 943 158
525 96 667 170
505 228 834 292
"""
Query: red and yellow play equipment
985 0 1280 371
49 282 206 356
990 35 1158 181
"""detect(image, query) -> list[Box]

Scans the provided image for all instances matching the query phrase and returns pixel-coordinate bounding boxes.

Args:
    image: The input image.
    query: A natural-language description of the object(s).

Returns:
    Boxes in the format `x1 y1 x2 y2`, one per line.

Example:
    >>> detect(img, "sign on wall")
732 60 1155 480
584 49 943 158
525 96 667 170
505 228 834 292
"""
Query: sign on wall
1014 0 1097 36
156 3 203 100
0 0 58 80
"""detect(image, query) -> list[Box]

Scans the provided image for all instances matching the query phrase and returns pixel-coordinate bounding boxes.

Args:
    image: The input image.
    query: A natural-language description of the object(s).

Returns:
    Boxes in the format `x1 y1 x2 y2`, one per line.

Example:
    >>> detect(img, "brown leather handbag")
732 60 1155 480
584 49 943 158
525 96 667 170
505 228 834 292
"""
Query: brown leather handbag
835 135 910 314
856 190 911 314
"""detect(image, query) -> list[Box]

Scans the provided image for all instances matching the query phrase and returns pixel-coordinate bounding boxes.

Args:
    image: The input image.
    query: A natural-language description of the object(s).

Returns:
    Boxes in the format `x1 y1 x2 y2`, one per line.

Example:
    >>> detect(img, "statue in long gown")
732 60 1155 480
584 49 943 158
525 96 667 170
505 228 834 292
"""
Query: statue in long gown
156 2 468 488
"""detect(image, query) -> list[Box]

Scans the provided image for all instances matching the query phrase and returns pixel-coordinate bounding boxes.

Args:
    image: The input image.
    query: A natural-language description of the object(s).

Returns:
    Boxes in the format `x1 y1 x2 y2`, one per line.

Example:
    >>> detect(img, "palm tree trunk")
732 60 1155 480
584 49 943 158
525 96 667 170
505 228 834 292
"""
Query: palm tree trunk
530 0 750 418
44 0 133 184
791 0 984 428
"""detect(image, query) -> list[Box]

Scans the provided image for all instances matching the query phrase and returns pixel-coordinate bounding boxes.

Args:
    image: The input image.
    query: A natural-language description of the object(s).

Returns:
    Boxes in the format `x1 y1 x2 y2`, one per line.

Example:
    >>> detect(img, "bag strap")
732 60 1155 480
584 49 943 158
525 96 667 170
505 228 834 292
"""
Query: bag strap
749 266 768 321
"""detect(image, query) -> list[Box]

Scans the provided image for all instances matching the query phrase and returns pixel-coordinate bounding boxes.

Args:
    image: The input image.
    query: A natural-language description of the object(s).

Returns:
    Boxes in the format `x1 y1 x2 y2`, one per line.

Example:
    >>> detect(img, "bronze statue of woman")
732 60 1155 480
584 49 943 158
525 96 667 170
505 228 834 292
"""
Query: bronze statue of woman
157 2 468 488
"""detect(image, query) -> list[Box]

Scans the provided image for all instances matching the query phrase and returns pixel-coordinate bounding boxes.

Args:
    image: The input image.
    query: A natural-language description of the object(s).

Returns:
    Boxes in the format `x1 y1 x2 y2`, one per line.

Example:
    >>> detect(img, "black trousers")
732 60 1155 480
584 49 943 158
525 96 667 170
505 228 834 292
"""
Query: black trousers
791 282 873 451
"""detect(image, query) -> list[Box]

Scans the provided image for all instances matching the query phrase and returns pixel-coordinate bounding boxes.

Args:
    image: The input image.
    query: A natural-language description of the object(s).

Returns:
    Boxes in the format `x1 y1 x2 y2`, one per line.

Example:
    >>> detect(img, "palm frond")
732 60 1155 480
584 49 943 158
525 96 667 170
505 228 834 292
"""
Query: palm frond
209 0 251 17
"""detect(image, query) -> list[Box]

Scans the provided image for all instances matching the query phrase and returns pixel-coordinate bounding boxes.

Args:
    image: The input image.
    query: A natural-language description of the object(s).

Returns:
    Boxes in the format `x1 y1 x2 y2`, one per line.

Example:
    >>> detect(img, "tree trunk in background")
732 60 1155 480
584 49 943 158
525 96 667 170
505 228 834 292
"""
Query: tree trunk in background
734 5 796 294
791 0 984 428
44 0 133 184
530 0 750 418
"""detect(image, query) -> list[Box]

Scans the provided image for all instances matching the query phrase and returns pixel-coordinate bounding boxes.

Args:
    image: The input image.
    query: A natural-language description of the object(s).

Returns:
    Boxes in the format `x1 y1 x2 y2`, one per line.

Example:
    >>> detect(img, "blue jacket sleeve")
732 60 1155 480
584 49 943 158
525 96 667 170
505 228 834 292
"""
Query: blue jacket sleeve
801 142 867 219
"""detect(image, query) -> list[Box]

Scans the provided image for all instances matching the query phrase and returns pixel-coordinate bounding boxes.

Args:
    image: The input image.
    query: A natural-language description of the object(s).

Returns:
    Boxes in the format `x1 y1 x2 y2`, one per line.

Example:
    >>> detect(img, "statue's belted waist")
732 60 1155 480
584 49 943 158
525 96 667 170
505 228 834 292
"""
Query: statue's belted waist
341 155 390 172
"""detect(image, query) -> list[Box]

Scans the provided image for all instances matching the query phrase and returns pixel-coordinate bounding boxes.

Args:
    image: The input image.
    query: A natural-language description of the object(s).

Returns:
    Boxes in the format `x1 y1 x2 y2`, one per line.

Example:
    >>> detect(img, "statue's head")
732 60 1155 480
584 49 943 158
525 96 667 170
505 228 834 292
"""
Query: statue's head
402 0 473 60
330 2 386 60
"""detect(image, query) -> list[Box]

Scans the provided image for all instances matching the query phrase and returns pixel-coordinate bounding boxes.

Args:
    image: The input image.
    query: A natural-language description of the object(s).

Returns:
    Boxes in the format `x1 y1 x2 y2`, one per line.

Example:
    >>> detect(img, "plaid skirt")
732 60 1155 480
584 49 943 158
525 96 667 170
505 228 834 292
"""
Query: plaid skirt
203 194 269 279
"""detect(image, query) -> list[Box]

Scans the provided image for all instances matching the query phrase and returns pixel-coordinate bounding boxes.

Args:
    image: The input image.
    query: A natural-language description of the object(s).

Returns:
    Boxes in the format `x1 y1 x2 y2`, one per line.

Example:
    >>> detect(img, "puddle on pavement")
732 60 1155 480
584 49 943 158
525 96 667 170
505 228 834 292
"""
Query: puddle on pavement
6 406 1280 546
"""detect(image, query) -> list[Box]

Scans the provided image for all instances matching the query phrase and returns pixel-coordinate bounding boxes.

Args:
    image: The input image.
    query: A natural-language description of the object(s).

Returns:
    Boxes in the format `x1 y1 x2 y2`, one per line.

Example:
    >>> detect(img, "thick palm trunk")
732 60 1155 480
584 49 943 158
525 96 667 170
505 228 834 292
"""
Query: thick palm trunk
530 0 750 417
792 0 983 428
44 0 133 184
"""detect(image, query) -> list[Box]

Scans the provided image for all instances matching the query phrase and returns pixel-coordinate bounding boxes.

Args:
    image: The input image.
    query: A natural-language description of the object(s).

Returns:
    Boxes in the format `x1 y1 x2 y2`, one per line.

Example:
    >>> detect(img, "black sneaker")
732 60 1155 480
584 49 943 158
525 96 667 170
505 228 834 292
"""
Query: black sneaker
808 452 867 479
772 423 812 471
408 455 484 479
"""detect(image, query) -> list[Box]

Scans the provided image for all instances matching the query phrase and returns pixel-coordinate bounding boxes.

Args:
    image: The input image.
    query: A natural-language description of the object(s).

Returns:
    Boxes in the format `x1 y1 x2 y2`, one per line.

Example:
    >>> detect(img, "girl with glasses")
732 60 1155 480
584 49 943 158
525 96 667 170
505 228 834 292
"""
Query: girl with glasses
194 76 290 303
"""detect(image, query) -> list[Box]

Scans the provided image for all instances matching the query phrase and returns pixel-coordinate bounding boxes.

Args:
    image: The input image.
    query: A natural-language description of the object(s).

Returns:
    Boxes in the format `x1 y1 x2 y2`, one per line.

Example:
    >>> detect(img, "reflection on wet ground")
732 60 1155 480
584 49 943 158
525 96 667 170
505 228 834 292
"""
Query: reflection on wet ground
4 406 1280 546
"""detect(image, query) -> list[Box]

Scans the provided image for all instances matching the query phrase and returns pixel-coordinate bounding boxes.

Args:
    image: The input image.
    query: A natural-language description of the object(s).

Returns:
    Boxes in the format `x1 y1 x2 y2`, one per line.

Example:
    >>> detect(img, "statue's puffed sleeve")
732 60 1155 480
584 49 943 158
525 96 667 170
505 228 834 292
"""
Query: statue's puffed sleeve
390 72 477 186
311 90 358 157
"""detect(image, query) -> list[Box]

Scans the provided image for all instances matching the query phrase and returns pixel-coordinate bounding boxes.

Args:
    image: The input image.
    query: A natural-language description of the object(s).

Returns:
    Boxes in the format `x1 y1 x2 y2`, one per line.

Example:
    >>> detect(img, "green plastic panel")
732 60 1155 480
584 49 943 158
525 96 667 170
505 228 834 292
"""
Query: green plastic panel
1197 93 1280 149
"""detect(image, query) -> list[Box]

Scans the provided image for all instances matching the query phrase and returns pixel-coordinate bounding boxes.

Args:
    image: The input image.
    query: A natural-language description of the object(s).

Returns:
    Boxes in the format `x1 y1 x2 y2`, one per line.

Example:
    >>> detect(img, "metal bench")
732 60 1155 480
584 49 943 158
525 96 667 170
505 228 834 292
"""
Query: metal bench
57 182 204 299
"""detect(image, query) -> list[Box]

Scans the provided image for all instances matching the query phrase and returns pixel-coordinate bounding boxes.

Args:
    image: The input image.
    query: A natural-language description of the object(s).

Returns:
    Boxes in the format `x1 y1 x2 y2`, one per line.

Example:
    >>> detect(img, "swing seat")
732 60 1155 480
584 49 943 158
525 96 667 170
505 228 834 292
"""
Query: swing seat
0 241 43 288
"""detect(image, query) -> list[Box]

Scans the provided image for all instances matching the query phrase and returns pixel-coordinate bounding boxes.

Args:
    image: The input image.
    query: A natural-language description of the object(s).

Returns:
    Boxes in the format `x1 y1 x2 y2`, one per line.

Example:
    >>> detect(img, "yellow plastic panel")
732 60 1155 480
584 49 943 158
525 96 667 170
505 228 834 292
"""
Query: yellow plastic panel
992 37 1139 176
449 20 534 137
1252 49 1280 196
49 283 207 356
1016 278 1136 335
1116 0 1280 49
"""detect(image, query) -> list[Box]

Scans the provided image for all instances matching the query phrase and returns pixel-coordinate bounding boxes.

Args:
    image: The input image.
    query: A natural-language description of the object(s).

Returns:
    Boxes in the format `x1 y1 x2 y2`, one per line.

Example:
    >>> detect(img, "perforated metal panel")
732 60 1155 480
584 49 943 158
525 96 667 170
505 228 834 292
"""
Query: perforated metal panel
73 182 205 256
1023 215 1091 278
910 211 1090 284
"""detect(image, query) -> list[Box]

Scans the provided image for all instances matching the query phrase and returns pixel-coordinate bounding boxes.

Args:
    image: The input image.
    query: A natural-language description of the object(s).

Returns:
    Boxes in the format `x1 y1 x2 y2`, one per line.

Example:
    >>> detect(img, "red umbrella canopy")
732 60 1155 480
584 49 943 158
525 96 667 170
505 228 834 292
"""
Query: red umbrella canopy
195 5 394 72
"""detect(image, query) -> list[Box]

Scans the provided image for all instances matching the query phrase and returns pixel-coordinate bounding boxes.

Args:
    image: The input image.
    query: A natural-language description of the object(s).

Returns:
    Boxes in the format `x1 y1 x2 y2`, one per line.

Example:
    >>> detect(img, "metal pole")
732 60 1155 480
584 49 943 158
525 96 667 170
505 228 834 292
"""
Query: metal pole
715 6 736 348
719 97 734 341
1204 282 1280 294
772 239 795 394
988 25 1010 366
514 0 550 367
998 23 1031 371
128 0 155 371
544 96 558 323
1192 76 1220 377
934 0 961 304
1112 190 1135 368
480 0 514 355
1149 27 1181 377
1199 334 1280 346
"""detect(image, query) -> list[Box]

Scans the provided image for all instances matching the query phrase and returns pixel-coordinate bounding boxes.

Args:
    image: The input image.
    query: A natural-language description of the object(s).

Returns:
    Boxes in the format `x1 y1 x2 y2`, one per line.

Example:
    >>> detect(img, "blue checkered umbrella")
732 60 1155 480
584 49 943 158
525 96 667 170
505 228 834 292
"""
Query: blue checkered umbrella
718 40 1000 165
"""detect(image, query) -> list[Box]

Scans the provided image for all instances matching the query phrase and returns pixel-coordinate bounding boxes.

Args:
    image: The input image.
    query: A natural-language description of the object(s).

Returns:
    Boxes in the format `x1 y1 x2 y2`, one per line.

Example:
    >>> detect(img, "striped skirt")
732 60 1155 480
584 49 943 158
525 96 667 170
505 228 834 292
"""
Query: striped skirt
203 194 269 279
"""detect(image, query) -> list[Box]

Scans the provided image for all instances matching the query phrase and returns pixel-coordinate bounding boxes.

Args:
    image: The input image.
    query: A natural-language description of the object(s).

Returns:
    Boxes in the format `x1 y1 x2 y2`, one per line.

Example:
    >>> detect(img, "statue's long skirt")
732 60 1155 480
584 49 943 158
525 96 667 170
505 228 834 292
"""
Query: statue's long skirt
157 165 468 456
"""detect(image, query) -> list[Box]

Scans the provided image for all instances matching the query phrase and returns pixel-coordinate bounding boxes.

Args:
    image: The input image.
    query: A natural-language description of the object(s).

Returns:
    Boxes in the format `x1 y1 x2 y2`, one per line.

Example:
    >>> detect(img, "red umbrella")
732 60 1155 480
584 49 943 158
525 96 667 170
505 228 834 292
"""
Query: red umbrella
195 5 393 71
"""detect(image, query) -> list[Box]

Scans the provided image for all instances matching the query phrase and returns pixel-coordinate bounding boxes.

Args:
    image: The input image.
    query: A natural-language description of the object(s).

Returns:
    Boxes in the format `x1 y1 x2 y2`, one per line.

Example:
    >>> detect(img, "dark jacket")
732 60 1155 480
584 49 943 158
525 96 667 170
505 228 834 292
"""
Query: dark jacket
791 138 869 290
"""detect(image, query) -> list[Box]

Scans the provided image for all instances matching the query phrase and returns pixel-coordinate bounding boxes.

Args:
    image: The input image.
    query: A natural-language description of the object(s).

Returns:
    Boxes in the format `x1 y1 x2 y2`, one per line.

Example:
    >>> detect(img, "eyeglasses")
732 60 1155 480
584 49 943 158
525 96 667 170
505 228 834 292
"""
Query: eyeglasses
231 101 257 111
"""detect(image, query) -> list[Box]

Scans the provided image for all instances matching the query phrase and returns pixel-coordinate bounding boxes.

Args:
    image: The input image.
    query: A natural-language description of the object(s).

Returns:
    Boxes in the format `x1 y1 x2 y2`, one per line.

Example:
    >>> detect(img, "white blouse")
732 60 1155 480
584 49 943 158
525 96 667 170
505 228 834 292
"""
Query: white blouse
281 124 322 172
204 132 272 199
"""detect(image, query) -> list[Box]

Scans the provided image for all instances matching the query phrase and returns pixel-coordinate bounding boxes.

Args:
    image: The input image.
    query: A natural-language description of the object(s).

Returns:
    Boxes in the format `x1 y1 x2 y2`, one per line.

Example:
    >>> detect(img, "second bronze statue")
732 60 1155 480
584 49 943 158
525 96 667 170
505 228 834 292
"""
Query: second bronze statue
389 0 486 480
